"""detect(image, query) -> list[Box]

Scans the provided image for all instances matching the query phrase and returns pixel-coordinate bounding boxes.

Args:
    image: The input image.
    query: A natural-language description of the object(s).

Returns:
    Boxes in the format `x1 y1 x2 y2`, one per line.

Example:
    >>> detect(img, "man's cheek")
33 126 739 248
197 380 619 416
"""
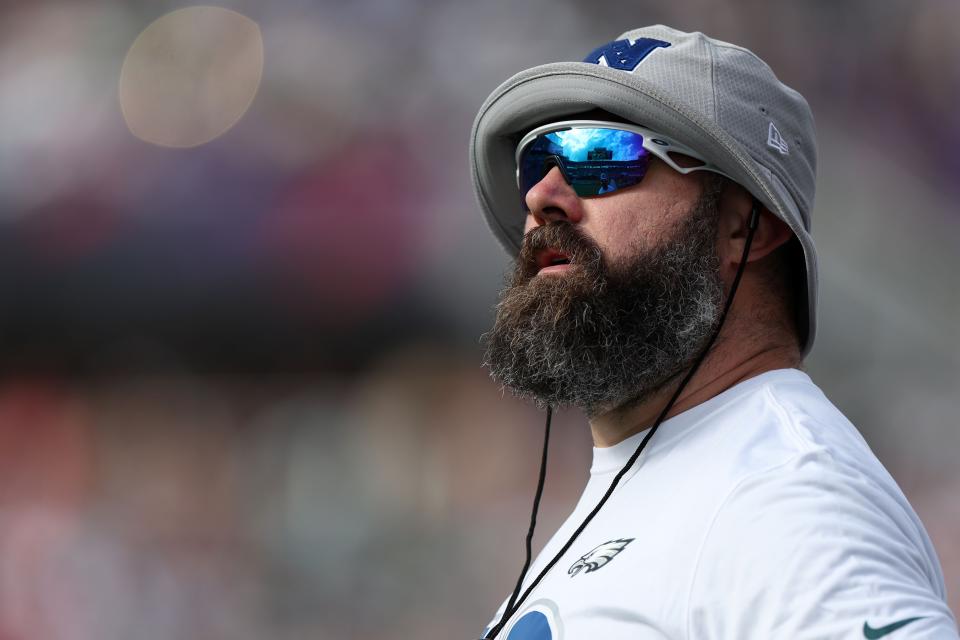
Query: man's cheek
523 214 538 234
592 221 633 255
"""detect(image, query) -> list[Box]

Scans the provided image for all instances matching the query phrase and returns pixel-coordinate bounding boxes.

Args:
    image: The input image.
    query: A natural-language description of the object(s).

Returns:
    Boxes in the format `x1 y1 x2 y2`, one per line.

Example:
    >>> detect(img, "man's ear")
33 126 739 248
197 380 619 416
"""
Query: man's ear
716 182 793 268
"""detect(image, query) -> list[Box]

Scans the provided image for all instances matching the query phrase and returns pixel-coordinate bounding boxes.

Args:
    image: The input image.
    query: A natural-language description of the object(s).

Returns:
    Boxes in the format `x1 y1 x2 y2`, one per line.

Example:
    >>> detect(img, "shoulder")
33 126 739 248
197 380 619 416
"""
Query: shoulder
683 371 957 637
695 369 941 583
668 369 871 492
694 368 882 482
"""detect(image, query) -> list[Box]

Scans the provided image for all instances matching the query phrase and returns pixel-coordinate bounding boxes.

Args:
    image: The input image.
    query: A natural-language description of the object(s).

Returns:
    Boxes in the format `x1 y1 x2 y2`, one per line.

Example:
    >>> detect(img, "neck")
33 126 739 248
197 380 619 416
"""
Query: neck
588 332 802 448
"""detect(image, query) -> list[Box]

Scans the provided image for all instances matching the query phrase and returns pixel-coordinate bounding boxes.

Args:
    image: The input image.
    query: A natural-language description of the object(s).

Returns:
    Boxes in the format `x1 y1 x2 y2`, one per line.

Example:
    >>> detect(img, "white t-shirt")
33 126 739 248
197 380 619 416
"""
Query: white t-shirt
483 369 958 639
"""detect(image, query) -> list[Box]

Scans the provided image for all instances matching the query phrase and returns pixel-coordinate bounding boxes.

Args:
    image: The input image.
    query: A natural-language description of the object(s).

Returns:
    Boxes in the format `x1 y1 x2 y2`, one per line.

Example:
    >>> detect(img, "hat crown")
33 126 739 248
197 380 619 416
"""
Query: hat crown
583 25 816 229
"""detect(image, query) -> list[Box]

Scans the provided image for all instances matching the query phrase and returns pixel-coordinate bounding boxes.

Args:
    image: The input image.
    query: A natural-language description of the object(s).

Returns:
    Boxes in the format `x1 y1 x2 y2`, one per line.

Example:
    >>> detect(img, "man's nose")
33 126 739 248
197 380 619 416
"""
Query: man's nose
524 165 585 230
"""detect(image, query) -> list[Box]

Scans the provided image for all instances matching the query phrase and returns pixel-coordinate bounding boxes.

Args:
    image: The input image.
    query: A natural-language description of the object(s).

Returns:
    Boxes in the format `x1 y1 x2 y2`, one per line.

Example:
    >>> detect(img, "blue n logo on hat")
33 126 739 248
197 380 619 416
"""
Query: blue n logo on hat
583 38 670 71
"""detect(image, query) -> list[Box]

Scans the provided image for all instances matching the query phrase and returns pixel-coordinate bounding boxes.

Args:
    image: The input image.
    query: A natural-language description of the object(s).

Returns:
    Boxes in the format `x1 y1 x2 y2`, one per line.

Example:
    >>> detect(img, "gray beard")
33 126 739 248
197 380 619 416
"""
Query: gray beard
482 186 724 417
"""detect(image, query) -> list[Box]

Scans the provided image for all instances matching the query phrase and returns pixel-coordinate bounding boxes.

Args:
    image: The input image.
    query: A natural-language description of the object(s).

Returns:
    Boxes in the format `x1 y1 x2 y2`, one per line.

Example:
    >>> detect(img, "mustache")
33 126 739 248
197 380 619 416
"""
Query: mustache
515 221 604 281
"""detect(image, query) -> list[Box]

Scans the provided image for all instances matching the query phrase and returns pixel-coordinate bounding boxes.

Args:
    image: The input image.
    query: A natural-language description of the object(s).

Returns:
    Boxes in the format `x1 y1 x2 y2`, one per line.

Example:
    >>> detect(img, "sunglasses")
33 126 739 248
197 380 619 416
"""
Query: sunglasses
515 120 729 209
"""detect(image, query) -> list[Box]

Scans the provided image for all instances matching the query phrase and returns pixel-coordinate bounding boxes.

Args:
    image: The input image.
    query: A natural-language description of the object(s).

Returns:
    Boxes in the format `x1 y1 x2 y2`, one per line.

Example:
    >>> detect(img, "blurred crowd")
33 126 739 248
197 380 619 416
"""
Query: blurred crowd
0 352 598 638
0 0 957 637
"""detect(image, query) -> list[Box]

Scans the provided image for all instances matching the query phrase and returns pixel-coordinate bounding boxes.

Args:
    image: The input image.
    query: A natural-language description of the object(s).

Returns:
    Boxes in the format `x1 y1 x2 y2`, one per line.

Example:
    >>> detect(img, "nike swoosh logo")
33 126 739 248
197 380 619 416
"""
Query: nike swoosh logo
863 617 923 639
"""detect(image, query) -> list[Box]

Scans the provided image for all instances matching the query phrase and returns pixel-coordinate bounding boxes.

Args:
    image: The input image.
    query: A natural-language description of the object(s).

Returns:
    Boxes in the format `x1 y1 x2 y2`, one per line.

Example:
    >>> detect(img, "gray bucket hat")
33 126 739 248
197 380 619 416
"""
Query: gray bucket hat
469 25 819 355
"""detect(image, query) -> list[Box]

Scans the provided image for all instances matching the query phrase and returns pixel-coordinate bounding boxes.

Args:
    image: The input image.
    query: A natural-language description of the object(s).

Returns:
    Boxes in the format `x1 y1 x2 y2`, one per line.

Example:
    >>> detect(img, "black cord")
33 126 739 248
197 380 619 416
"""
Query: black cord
501 405 552 619
484 201 762 638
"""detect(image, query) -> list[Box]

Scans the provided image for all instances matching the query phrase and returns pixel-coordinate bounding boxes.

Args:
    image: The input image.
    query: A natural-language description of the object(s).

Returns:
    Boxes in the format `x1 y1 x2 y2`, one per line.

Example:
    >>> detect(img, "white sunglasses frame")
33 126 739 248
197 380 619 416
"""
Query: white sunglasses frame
514 119 731 194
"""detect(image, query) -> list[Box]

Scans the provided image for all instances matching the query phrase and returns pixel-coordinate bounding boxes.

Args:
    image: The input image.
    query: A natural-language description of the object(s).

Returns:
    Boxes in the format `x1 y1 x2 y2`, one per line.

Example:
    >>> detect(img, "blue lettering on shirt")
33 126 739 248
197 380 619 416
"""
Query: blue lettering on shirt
507 611 552 639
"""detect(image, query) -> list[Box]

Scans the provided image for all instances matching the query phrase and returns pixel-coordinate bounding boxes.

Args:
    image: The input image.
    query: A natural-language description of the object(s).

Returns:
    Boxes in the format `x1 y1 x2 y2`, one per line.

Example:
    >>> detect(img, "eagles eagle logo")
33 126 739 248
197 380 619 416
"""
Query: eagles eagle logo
567 538 634 577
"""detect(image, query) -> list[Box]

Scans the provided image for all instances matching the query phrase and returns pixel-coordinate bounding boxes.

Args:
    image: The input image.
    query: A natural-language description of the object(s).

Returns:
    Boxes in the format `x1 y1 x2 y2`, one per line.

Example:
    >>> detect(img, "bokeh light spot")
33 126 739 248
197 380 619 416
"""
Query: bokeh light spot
119 6 264 148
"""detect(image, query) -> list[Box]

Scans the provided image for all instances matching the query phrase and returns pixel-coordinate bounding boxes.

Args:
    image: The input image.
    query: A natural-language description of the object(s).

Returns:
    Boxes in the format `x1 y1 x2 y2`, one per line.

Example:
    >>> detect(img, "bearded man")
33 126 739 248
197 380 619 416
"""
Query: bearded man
469 26 958 639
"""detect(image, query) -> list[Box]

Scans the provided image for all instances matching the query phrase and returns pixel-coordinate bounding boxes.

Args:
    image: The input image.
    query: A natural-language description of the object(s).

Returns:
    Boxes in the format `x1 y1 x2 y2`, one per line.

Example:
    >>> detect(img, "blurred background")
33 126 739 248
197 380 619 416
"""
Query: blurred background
0 0 957 637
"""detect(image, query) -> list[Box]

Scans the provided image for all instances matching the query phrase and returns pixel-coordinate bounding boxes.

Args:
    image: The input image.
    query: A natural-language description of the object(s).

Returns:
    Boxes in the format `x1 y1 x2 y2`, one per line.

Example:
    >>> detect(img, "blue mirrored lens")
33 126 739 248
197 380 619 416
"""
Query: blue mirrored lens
519 128 652 206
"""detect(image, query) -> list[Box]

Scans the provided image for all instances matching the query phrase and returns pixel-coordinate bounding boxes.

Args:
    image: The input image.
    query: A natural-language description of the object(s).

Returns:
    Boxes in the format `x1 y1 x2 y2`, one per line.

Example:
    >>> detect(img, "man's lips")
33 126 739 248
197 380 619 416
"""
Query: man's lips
535 249 572 274
537 263 573 275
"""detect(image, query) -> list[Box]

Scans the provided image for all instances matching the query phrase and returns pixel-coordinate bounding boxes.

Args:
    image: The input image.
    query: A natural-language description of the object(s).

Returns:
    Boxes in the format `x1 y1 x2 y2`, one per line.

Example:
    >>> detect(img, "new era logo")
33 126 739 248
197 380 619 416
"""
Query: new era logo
767 121 789 155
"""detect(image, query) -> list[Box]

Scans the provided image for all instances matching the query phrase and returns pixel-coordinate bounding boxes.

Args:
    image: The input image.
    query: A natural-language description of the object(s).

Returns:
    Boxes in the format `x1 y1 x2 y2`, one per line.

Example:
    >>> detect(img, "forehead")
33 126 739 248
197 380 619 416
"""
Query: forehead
568 107 638 126
536 113 708 173
522 111 709 168
516 108 642 149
